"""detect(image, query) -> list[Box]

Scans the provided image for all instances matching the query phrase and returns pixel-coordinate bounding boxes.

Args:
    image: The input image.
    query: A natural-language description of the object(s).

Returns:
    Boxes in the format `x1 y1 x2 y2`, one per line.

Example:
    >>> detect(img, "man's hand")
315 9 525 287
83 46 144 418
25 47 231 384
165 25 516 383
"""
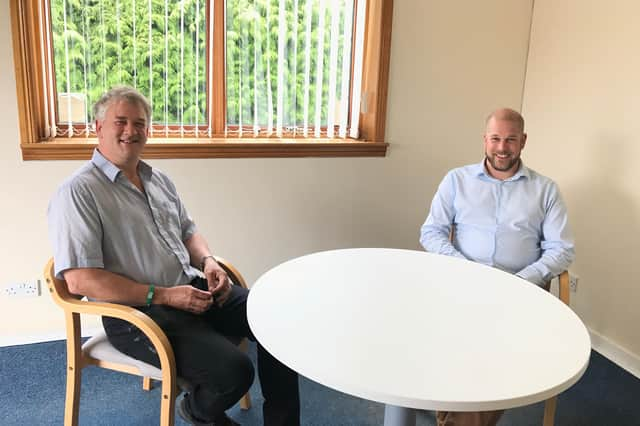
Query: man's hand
203 257 233 306
159 285 214 314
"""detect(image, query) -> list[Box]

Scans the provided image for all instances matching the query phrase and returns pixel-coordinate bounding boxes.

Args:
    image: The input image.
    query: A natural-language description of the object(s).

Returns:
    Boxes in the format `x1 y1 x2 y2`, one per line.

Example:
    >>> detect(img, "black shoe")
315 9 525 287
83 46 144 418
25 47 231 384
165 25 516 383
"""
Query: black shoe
177 394 240 426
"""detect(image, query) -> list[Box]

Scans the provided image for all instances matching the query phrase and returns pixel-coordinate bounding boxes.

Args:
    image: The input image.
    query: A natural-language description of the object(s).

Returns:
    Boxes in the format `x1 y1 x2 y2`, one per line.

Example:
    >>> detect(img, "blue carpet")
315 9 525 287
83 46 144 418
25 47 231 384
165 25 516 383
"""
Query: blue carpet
0 340 638 425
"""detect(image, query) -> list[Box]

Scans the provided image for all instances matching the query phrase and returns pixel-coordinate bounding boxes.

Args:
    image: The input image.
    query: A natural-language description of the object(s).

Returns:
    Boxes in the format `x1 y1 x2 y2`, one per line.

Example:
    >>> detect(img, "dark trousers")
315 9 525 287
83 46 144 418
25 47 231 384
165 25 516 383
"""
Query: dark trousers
102 282 300 426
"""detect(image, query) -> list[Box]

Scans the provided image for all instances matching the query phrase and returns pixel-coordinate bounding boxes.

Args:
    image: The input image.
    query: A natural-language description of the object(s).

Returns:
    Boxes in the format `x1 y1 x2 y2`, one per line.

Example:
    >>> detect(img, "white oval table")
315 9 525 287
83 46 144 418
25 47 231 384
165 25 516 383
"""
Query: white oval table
247 248 591 425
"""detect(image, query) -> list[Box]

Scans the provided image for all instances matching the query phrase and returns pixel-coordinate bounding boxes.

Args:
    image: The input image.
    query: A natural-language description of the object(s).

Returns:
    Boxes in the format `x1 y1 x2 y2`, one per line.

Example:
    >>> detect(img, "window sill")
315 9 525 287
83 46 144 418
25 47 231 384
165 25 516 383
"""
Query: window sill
21 138 389 160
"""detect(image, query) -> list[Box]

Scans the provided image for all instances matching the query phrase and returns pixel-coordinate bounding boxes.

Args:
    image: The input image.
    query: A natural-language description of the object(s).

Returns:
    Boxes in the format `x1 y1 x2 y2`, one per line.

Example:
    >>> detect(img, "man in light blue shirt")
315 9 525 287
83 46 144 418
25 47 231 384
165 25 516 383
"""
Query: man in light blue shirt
420 108 574 426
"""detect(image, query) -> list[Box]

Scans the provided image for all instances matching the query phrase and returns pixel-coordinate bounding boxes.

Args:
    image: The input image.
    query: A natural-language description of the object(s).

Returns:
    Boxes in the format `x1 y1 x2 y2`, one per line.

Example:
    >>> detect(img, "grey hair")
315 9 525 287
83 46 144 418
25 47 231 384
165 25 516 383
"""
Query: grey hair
93 86 152 124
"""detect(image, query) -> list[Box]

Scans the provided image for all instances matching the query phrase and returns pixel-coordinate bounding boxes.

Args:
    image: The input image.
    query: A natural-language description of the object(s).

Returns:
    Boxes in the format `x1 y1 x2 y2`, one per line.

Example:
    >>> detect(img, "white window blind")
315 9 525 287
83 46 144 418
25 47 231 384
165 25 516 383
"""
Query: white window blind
47 0 367 140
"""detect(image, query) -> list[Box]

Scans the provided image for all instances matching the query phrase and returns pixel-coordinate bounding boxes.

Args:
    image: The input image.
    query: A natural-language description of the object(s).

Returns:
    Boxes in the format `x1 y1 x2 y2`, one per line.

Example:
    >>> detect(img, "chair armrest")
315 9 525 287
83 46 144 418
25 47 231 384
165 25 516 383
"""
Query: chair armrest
558 271 570 306
44 258 176 383
61 297 176 379
215 256 249 289
68 299 172 351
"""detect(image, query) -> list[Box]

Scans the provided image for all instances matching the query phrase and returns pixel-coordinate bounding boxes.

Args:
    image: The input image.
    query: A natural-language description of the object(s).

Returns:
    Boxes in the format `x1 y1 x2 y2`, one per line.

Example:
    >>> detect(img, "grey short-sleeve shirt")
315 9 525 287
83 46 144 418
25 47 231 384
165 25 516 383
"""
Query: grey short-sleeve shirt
48 149 200 289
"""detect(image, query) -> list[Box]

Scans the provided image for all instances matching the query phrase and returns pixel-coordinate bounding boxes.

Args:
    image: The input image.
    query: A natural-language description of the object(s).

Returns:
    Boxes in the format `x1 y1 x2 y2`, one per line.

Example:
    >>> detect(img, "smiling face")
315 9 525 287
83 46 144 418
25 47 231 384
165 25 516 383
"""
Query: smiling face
483 116 527 180
95 99 149 172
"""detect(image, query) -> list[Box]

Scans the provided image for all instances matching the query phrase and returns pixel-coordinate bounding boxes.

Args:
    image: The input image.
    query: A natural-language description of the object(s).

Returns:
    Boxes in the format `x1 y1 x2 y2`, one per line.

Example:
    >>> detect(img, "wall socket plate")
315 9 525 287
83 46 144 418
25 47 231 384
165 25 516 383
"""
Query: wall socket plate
569 273 579 292
3 280 41 297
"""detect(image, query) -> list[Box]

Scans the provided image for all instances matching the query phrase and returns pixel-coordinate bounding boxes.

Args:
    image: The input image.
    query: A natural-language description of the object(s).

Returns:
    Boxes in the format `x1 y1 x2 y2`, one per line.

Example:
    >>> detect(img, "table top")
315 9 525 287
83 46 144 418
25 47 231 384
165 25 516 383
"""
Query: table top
247 248 591 411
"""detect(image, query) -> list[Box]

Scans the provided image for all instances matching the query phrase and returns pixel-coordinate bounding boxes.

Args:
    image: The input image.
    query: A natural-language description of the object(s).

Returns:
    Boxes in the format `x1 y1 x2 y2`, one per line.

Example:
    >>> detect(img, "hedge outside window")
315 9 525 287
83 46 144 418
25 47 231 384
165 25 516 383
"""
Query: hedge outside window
10 0 392 160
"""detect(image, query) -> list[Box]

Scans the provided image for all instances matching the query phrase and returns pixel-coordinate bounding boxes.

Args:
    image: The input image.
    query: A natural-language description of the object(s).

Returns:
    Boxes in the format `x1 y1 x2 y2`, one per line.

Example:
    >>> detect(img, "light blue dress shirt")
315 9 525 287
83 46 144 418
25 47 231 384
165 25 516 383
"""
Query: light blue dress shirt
48 149 201 291
420 160 575 286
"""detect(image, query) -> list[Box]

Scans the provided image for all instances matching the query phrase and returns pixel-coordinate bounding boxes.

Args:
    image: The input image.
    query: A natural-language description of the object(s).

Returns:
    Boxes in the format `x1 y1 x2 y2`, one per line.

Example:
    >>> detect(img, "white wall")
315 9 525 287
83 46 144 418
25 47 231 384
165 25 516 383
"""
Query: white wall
522 0 640 376
0 0 533 344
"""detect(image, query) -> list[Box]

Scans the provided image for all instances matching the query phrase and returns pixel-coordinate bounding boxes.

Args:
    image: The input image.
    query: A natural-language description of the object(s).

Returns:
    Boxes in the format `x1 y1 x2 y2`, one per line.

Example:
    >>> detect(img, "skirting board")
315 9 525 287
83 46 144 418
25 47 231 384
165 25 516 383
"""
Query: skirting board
2 326 640 380
589 329 640 379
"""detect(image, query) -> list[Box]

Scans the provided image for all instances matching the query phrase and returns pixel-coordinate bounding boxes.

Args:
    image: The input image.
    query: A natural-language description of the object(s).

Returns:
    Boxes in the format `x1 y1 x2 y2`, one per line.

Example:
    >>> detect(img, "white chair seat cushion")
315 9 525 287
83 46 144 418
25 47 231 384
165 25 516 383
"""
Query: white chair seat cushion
83 328 242 390
82 329 164 379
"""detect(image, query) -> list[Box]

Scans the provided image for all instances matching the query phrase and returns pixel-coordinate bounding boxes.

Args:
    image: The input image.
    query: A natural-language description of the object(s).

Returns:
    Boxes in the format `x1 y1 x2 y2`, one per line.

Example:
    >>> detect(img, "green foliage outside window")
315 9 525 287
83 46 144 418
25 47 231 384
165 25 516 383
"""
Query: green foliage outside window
50 0 354 129
51 0 207 125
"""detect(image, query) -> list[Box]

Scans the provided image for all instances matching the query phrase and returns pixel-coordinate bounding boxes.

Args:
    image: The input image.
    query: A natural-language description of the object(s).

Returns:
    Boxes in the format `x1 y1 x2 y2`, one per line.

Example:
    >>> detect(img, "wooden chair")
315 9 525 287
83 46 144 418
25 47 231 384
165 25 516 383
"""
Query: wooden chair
44 256 252 426
448 227 571 425
543 270 570 426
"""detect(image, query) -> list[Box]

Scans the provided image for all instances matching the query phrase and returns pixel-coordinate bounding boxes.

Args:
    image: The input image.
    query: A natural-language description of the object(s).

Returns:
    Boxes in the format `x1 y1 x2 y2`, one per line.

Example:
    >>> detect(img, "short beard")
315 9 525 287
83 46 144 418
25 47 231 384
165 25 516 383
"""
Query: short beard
485 154 521 173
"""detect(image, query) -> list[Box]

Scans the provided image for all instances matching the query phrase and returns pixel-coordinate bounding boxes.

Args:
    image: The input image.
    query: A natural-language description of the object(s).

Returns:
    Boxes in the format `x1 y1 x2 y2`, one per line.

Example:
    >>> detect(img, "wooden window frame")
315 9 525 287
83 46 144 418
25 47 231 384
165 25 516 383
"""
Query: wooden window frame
10 0 392 160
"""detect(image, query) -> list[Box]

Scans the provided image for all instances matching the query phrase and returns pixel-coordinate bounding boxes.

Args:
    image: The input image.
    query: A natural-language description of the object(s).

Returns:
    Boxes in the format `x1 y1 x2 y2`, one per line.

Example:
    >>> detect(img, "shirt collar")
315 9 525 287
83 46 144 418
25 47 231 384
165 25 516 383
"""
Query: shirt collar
91 148 152 182
474 159 530 182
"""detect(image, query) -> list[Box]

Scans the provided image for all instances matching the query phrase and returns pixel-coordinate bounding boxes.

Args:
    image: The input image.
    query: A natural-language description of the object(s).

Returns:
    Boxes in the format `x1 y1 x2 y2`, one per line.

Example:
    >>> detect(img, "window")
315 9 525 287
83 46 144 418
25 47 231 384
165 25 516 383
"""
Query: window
10 0 392 160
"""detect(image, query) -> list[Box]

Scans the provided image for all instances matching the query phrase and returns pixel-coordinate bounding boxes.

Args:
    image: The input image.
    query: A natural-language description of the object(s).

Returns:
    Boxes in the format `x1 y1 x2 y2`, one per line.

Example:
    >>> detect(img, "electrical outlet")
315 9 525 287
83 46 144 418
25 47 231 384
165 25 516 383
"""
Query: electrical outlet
569 274 579 292
3 280 41 297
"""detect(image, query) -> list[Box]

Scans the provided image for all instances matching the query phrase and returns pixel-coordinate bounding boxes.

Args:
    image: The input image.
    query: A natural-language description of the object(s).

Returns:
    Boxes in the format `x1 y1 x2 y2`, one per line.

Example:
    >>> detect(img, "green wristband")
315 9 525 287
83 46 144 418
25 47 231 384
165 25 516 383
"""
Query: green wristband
146 284 155 306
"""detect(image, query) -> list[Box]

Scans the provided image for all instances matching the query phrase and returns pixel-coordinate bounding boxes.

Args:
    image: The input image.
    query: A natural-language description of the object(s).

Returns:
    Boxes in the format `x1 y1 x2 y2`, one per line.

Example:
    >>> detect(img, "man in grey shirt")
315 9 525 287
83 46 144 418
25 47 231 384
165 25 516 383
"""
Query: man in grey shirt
48 86 299 426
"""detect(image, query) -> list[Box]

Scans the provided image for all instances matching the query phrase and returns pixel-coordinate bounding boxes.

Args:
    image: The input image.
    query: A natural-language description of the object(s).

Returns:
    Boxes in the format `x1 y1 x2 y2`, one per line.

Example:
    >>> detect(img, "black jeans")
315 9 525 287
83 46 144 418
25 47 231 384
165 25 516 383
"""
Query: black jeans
102 280 300 425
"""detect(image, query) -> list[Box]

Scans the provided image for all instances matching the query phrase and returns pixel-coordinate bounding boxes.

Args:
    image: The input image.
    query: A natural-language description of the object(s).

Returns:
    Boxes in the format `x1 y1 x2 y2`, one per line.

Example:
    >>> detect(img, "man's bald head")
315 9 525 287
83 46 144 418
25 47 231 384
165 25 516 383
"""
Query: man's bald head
486 108 525 133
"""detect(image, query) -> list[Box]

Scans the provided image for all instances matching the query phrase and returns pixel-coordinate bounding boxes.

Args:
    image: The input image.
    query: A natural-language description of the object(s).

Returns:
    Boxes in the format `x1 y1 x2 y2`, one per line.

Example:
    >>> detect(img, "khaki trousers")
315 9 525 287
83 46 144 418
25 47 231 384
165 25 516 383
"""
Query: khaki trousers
436 410 504 426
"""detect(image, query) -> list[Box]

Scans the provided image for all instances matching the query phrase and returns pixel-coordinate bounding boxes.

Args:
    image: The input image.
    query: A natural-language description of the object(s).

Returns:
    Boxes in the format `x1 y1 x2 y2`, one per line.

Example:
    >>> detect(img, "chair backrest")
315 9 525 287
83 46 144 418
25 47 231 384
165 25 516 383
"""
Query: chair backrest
44 258 83 307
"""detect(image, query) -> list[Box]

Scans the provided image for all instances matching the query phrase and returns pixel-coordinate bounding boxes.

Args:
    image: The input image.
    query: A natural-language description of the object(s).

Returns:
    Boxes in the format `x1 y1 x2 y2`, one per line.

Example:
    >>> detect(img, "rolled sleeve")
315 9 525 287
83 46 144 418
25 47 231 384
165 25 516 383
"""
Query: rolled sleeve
515 266 546 287
516 185 575 286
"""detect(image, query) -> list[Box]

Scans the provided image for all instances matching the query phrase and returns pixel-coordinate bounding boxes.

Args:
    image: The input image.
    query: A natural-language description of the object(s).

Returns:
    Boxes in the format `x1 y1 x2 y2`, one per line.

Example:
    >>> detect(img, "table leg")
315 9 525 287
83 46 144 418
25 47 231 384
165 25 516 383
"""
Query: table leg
384 405 416 426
